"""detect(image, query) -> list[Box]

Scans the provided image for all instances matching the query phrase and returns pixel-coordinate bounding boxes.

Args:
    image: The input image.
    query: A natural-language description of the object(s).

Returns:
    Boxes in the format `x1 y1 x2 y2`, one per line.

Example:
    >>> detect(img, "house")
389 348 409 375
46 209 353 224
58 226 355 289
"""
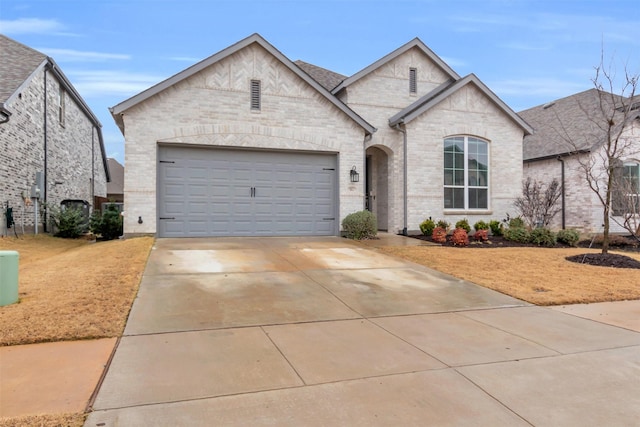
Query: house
0 34 110 234
106 158 124 203
110 33 531 238
519 89 640 234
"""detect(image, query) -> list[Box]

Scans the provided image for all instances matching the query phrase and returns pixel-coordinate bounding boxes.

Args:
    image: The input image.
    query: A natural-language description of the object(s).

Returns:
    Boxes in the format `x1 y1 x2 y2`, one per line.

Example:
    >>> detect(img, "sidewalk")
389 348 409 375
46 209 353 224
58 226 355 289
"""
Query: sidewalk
0 338 116 420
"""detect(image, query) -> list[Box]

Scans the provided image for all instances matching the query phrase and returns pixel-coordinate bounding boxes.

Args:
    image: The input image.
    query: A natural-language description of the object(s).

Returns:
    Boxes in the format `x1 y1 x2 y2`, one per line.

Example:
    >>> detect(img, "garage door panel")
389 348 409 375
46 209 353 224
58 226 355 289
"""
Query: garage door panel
158 147 337 237
187 202 208 215
232 202 253 215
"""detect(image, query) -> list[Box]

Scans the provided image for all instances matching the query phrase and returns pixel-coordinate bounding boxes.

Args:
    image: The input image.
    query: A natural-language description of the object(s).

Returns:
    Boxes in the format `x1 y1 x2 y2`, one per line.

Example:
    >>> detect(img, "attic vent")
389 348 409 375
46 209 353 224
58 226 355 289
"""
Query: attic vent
250 80 261 111
409 68 417 94
542 102 555 109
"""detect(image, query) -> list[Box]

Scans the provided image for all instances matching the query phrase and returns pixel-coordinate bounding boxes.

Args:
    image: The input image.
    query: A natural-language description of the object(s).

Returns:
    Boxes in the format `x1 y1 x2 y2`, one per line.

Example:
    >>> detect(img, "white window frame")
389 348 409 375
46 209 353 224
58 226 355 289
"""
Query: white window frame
443 135 490 210
622 162 640 214
59 86 66 127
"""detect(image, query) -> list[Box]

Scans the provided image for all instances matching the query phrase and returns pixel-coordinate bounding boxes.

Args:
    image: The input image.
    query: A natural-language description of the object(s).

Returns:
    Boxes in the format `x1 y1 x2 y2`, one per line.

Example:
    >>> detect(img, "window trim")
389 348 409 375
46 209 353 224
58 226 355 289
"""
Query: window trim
59 86 66 127
621 162 640 215
443 135 490 211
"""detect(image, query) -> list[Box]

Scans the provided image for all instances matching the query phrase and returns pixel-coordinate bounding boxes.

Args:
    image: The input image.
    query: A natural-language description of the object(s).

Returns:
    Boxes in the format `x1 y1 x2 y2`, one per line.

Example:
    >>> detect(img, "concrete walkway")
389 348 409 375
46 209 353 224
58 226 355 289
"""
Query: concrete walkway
81 236 640 426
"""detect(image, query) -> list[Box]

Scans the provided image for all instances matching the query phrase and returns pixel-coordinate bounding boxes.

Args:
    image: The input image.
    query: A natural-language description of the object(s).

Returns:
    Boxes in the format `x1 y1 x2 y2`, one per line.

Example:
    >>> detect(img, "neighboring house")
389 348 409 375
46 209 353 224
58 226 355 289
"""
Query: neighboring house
0 35 110 233
519 89 640 233
110 33 531 238
106 158 124 203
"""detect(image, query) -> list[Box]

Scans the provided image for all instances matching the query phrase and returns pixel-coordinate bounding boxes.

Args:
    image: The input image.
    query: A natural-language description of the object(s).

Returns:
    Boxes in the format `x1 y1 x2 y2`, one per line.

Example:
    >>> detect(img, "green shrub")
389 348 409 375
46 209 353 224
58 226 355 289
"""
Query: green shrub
419 217 436 236
489 220 504 236
432 227 448 243
90 204 123 241
473 220 489 231
529 228 557 247
455 218 471 233
51 206 87 238
503 227 530 243
341 210 377 240
436 219 450 231
557 229 580 247
450 228 469 246
508 216 526 229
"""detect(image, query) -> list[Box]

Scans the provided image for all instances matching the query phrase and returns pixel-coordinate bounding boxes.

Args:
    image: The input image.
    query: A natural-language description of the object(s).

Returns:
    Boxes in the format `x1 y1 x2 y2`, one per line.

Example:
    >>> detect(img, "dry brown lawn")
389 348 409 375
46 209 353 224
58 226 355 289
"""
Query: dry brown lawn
0 413 85 427
379 245 640 305
0 235 153 346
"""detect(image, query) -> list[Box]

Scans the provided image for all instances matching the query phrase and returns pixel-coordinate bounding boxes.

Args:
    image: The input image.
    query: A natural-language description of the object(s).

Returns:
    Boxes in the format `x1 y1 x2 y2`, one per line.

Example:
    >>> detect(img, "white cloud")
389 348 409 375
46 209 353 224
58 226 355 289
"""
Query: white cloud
66 70 165 97
0 18 68 35
38 48 131 62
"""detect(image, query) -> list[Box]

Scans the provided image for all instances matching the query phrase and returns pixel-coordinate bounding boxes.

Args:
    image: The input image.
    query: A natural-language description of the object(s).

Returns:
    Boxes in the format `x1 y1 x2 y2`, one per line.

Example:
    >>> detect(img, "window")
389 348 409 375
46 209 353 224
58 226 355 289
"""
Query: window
250 80 261 111
409 68 417 94
623 163 640 213
444 136 489 209
59 86 66 126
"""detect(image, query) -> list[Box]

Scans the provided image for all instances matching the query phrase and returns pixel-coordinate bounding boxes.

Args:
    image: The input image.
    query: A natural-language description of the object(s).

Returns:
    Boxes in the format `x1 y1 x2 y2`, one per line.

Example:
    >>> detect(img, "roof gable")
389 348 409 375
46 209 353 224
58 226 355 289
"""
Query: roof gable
388 73 532 134
519 88 630 161
331 38 460 95
0 34 110 181
111 34 375 135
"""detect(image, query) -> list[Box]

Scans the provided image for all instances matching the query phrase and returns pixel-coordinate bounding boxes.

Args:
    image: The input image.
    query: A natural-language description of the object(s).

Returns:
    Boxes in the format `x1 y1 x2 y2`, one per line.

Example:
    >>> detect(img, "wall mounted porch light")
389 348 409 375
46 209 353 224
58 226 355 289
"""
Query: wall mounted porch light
350 166 360 183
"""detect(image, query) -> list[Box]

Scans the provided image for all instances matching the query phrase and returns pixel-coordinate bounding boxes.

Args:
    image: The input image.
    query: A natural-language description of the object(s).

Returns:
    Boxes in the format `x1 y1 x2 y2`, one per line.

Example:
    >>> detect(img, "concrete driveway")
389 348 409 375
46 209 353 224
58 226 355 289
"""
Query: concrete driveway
86 236 640 426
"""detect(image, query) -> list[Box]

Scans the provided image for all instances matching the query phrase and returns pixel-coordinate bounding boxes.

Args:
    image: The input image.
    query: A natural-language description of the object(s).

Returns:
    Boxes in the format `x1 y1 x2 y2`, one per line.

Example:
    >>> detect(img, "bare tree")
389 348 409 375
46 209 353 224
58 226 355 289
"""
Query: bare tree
514 177 562 229
554 53 639 253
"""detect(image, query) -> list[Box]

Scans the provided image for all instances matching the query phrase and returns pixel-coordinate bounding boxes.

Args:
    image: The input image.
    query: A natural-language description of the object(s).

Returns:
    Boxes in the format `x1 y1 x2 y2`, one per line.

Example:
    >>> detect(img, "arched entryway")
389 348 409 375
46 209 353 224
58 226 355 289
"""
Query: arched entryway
365 146 391 231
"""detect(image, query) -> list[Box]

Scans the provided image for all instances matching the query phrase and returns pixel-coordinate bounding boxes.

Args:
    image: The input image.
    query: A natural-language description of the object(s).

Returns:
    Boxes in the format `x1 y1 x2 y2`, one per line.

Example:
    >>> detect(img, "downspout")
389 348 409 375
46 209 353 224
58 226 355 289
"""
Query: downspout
557 156 566 229
393 123 408 235
92 127 95 205
43 65 49 232
363 134 371 211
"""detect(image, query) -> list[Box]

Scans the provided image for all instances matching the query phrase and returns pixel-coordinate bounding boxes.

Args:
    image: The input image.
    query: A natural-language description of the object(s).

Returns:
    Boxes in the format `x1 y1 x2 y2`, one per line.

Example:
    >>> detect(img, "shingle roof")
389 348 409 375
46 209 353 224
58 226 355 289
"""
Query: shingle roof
519 89 628 161
294 60 346 91
107 158 124 195
0 34 47 105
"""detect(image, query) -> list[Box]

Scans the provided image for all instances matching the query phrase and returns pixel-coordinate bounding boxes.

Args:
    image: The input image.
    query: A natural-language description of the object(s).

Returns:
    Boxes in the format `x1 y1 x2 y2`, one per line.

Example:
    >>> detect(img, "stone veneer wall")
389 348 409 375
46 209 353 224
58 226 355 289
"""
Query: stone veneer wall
524 150 637 234
338 47 524 233
120 43 367 236
337 46 454 233
0 67 107 233
405 84 525 232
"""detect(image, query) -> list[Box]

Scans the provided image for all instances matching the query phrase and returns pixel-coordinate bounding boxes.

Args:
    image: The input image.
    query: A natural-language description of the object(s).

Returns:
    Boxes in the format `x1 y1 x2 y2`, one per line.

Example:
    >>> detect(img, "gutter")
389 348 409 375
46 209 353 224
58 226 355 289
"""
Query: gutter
393 122 408 235
43 64 49 232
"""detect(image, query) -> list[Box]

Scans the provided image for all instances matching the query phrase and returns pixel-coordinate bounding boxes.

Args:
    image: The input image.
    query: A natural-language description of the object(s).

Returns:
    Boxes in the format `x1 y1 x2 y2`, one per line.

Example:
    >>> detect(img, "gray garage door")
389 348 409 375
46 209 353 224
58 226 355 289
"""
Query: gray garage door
158 146 337 237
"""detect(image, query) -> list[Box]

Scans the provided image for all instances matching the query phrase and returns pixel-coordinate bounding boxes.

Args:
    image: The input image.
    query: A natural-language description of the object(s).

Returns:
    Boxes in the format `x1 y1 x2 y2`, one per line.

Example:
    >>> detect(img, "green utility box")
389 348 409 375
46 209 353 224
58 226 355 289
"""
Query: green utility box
0 251 19 306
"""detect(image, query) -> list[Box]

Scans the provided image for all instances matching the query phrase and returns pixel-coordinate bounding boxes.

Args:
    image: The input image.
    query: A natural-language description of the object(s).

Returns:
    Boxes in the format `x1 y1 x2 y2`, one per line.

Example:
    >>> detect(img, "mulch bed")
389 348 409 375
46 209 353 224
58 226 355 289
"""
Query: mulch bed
408 234 640 269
